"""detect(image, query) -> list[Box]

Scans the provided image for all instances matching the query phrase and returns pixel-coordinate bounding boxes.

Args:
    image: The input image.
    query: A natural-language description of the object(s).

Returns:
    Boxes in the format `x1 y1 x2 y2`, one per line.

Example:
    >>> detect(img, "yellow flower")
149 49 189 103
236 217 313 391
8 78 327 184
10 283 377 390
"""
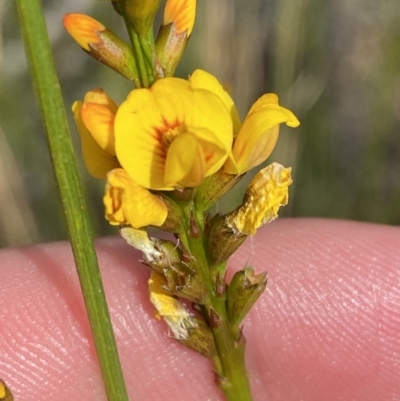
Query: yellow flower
72 89 120 178
63 14 105 51
104 169 168 228
224 93 300 175
164 0 197 36
226 162 292 235
114 70 233 190
73 89 168 228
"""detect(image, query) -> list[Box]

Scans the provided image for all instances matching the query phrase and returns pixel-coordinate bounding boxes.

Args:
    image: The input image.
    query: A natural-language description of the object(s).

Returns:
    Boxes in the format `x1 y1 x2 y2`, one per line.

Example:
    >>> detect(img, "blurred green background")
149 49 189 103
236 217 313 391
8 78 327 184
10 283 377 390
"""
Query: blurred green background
1 0 399 248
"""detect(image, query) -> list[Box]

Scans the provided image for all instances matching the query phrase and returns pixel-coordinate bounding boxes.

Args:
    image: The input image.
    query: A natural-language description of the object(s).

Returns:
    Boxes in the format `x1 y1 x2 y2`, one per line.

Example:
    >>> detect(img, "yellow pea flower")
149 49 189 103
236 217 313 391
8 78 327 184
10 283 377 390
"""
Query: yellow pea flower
226 162 292 235
104 168 168 228
224 93 300 175
72 89 120 178
180 70 300 176
114 71 233 190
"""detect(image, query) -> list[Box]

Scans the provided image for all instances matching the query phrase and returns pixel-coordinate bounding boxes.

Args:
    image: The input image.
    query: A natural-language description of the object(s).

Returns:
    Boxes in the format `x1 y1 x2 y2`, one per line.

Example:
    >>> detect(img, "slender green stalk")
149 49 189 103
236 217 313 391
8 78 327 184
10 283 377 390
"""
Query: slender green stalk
14 1 129 400
124 23 156 87
179 203 253 401
189 238 253 401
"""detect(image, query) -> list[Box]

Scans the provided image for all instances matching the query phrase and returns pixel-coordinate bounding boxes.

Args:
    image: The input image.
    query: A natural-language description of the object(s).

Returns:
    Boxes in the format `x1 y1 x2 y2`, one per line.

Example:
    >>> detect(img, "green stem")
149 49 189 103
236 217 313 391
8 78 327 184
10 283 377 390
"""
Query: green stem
125 22 156 87
14 2 129 400
181 205 253 401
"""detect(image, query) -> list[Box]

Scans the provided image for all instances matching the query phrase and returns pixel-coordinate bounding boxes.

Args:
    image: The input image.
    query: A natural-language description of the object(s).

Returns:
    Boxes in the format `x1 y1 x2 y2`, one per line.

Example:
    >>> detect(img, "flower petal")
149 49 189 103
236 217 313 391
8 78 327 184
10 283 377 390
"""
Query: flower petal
83 88 118 113
164 132 206 187
104 168 168 228
189 69 241 136
81 102 116 156
72 101 119 178
224 94 300 174
115 88 168 189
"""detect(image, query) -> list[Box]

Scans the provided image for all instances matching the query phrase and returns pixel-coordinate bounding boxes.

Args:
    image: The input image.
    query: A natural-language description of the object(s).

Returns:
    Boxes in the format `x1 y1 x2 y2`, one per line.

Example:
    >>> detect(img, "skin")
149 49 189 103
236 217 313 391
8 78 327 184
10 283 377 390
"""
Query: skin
0 218 399 401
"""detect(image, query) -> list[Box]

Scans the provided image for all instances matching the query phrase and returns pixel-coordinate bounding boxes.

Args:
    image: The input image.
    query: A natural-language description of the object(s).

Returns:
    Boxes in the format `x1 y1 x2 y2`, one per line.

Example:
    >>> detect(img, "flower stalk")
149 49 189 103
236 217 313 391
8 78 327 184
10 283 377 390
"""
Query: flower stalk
116 0 162 86
176 199 253 401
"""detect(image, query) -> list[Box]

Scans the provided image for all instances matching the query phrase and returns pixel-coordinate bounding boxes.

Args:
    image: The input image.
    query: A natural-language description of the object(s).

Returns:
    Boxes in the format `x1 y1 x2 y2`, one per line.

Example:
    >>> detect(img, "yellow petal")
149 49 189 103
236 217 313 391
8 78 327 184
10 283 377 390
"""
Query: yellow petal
115 76 233 190
164 132 206 187
189 69 241 136
63 14 105 51
104 168 168 228
116 88 167 189
224 94 300 174
81 102 116 156
164 0 197 36
83 88 118 113
72 101 119 178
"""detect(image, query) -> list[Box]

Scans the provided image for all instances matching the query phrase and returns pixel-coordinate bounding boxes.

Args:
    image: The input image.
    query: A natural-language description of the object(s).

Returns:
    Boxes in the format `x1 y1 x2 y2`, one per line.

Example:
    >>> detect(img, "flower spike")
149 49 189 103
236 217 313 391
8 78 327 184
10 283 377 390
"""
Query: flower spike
64 1 303 398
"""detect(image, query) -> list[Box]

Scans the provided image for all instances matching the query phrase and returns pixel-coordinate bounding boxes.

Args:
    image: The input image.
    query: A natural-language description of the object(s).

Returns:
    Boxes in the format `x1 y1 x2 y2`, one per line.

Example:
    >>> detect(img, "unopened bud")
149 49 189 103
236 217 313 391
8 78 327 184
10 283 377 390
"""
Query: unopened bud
63 14 139 83
195 169 243 212
207 214 247 266
227 267 267 327
164 268 208 304
158 195 184 233
155 0 197 76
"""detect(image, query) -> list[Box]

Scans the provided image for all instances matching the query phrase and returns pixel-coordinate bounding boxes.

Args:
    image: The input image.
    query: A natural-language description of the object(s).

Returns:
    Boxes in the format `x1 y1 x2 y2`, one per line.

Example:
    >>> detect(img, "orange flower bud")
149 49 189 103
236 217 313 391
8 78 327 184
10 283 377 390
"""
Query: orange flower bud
63 14 105 51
